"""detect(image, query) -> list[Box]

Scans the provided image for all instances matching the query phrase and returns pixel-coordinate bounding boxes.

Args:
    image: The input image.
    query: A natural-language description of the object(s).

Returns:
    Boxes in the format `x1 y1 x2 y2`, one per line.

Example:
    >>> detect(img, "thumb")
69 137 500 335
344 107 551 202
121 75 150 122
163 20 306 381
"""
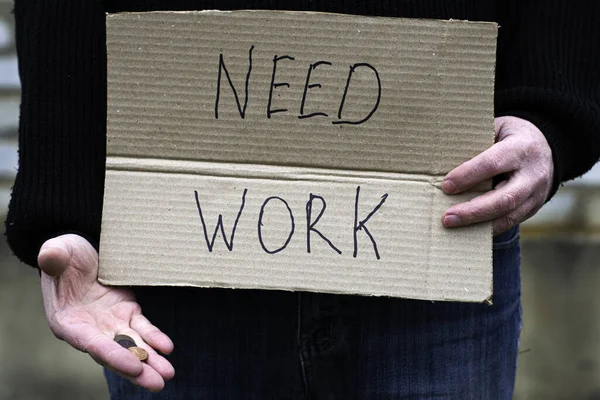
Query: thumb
38 234 98 277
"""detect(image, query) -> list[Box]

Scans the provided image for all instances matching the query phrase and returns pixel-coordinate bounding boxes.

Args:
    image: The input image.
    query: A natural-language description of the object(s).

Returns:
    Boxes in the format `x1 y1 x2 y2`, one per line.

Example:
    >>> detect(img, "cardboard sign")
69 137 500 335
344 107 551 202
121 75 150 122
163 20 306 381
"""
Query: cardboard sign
99 11 497 302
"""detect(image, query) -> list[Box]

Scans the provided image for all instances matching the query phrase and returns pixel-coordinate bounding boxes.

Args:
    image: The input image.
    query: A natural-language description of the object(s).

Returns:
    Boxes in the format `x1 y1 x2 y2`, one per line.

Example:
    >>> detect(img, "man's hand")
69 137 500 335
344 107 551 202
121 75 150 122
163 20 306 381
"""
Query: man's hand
38 234 175 392
442 116 554 235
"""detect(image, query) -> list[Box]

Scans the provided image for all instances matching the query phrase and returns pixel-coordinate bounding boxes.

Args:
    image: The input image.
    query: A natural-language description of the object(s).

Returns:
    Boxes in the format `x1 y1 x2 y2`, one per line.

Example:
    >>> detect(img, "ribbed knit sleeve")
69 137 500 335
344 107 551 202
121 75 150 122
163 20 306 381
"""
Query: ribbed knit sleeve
495 0 600 198
5 0 107 267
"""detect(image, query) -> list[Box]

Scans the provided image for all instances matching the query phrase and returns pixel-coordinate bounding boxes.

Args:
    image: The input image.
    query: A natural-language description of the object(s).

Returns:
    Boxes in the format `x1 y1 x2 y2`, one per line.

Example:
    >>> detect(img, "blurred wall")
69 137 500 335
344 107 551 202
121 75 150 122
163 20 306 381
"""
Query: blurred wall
0 2 599 399
0 0 17 213
516 180 600 400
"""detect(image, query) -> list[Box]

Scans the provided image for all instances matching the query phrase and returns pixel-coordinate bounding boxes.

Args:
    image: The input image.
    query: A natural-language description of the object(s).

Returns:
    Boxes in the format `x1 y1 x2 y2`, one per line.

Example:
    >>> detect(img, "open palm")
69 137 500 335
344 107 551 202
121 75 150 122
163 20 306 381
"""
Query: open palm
38 234 174 392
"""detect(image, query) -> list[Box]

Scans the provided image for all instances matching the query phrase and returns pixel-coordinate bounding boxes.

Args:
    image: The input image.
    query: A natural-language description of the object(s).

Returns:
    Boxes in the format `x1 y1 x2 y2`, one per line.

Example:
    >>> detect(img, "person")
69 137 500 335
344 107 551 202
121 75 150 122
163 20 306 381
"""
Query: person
5 0 599 398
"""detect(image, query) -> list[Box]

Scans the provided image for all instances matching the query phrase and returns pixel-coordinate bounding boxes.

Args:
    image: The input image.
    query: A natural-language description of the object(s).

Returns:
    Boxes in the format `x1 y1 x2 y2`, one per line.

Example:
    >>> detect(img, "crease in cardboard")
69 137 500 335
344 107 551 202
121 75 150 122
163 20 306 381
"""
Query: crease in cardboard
105 157 490 192
100 10 497 302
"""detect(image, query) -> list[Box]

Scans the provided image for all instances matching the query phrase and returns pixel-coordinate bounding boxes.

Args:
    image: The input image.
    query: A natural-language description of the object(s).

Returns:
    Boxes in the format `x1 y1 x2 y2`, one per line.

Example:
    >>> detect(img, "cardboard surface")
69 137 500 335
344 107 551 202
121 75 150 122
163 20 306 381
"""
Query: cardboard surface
100 10 497 302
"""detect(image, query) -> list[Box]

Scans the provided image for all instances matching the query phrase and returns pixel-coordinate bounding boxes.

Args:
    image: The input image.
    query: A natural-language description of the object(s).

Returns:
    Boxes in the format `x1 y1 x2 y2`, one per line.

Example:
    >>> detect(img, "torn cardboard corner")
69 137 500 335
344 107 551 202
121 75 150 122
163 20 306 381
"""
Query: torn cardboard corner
99 10 497 302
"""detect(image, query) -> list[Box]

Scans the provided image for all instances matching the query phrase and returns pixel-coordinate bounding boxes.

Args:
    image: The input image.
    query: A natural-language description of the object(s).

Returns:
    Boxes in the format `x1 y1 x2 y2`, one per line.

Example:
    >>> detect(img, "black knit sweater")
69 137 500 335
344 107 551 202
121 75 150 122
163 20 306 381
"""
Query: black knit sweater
6 0 600 267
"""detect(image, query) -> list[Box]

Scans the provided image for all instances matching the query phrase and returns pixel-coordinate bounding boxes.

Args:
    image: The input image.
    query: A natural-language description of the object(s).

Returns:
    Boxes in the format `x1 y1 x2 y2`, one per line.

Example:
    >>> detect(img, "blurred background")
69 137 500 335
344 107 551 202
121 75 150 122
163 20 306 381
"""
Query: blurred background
0 2 598 399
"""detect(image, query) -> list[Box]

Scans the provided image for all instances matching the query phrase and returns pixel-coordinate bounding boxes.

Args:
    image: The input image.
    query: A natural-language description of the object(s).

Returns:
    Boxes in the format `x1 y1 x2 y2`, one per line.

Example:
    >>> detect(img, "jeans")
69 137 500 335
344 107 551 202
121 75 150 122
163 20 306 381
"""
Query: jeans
105 226 522 399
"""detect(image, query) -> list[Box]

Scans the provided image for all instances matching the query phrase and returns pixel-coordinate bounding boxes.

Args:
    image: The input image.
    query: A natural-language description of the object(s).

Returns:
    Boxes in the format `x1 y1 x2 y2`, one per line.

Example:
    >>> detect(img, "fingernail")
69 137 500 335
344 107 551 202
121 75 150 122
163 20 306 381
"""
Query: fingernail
443 215 461 228
442 179 456 194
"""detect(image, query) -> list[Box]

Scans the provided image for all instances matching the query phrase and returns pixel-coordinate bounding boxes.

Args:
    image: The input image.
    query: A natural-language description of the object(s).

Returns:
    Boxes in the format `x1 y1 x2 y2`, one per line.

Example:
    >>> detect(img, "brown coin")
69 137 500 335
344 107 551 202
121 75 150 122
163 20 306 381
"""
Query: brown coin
128 346 149 361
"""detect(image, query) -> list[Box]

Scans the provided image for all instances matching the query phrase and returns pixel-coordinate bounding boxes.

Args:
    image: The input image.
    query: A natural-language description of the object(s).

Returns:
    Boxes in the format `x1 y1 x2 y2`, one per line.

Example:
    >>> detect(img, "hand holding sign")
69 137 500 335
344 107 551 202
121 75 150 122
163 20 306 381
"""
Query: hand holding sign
442 116 554 235
38 234 174 392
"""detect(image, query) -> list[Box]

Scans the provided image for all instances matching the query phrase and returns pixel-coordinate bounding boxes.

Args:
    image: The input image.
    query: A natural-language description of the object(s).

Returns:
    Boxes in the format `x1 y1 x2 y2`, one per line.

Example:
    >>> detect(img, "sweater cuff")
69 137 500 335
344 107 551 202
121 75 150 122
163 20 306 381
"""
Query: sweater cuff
5 226 55 268
5 224 100 269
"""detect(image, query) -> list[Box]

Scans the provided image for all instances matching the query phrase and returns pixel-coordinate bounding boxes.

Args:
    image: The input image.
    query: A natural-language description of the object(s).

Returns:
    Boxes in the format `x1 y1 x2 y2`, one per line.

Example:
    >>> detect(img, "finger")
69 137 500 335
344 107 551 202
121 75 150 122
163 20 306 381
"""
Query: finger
131 314 174 355
38 239 72 277
494 179 509 191
65 323 143 377
118 328 175 381
442 177 530 228
493 196 538 235
131 363 166 392
38 234 98 277
442 139 519 195
106 362 166 393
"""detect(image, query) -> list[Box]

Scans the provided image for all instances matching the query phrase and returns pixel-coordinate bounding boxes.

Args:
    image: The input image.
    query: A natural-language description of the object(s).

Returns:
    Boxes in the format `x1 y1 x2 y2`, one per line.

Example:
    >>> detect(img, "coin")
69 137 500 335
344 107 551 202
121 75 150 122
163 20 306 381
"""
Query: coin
128 346 149 361
114 334 136 349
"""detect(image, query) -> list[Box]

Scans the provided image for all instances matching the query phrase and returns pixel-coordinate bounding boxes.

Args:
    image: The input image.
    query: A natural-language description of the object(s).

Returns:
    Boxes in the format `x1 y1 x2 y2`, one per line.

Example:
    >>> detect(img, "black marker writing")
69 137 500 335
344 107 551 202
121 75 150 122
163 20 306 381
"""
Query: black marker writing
258 196 295 254
299 61 332 119
267 55 295 118
215 45 254 119
306 194 342 254
334 63 381 125
194 188 247 252
353 186 388 260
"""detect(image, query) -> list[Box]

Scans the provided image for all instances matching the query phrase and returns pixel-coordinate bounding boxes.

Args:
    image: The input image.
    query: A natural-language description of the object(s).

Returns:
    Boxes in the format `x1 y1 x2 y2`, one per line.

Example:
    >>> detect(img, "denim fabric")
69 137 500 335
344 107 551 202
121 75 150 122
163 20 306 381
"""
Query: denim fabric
105 226 521 399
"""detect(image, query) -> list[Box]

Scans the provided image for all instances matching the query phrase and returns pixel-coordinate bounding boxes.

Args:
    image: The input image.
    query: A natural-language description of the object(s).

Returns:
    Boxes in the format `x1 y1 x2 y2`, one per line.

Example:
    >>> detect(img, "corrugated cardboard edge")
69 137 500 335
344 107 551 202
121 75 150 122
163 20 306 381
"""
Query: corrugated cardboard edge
101 10 497 303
